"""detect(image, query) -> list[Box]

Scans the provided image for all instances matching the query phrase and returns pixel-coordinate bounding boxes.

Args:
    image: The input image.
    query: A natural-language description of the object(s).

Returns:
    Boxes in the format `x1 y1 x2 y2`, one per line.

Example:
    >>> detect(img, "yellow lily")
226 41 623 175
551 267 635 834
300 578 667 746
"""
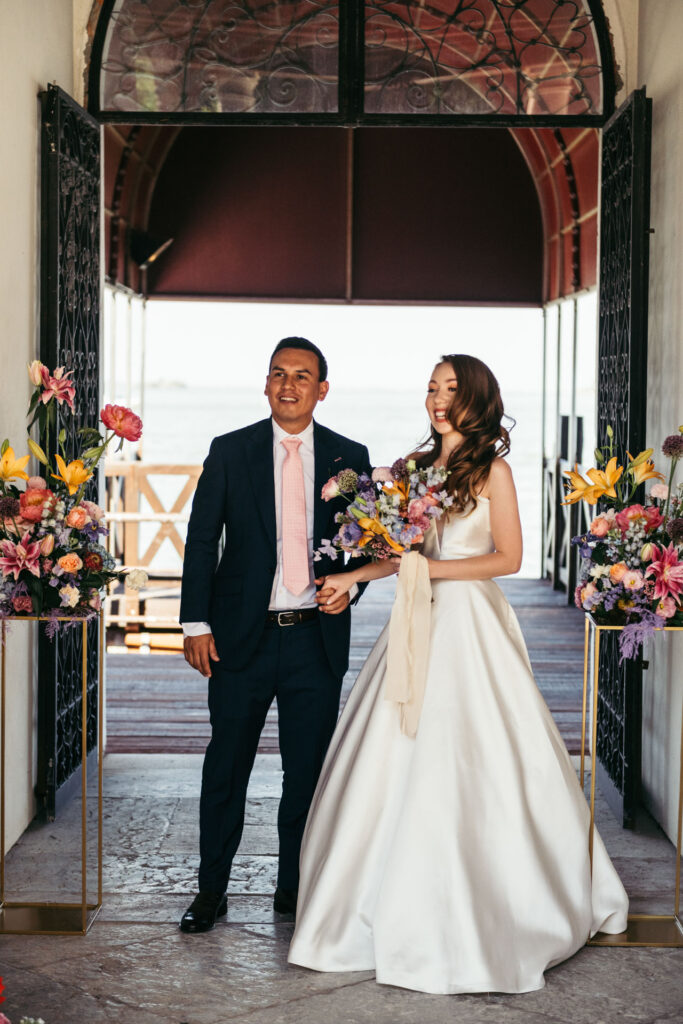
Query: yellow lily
51 453 93 495
382 479 411 503
626 450 665 485
563 465 603 505
356 515 405 553
0 446 30 482
586 456 624 499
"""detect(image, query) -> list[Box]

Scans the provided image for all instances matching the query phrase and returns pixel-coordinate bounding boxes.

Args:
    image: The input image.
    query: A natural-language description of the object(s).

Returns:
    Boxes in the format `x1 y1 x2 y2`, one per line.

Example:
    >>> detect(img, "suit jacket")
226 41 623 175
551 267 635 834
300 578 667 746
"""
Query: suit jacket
179 417 373 677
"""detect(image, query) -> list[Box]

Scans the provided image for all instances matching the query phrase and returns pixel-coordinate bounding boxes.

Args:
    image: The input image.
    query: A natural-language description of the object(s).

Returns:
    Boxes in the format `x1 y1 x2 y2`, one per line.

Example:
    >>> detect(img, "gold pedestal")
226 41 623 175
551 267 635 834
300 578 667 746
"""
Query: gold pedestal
581 615 683 947
0 613 103 935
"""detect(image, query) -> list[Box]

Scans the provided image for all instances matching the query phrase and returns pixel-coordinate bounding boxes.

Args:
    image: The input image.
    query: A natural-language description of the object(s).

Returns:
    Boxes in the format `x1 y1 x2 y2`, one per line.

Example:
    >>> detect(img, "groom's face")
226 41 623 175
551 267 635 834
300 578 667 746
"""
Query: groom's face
265 347 329 432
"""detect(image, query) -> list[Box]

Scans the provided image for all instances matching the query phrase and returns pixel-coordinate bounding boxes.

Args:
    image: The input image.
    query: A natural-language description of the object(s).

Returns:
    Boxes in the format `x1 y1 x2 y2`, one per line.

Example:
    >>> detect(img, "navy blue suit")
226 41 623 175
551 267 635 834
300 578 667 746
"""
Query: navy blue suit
180 417 372 892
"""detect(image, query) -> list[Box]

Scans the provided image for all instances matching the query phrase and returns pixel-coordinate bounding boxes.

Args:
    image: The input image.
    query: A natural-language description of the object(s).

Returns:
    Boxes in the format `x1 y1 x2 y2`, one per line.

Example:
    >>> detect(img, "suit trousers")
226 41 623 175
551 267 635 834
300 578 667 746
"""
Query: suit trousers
198 616 343 893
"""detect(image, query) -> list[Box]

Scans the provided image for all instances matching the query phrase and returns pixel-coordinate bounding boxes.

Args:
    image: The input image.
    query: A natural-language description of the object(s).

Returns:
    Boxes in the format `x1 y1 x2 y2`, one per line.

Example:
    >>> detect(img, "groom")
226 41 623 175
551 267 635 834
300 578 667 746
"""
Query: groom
178 337 372 932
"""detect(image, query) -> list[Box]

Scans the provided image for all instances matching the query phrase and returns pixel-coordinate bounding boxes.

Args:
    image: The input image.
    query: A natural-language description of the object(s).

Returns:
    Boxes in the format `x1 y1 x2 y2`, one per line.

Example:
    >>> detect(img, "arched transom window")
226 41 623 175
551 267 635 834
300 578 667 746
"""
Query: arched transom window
93 0 612 121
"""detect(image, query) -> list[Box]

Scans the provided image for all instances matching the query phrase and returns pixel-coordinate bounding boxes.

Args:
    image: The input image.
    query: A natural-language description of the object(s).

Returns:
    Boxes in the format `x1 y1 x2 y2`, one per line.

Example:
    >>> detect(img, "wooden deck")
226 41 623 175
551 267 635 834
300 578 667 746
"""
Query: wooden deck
106 578 587 755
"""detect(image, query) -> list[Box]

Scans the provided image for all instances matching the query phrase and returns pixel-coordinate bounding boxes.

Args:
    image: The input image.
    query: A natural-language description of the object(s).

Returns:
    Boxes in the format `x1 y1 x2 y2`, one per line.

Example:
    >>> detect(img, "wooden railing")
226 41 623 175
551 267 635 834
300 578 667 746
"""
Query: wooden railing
104 462 201 628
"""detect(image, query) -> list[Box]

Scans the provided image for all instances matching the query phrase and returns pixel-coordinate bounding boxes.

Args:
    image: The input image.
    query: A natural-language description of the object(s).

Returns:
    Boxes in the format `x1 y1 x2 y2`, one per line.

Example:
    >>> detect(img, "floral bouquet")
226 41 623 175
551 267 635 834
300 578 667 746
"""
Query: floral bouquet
0 361 147 636
316 458 453 562
564 425 683 659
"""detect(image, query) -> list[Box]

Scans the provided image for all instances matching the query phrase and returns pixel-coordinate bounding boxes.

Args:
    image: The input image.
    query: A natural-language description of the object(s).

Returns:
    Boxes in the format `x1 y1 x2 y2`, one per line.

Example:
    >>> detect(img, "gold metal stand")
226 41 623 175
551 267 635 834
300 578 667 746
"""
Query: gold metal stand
0 612 103 934
581 614 683 947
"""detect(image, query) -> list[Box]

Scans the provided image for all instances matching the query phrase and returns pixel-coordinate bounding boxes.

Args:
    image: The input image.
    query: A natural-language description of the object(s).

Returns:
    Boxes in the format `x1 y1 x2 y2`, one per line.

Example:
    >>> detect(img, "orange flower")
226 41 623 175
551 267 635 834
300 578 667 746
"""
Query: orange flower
100 403 143 442
609 562 628 583
66 506 89 529
58 552 83 574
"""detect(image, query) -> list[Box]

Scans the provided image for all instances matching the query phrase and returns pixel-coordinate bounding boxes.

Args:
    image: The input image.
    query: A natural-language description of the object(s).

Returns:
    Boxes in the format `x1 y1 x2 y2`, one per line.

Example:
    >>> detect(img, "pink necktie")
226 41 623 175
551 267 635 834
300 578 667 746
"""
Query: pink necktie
281 437 310 596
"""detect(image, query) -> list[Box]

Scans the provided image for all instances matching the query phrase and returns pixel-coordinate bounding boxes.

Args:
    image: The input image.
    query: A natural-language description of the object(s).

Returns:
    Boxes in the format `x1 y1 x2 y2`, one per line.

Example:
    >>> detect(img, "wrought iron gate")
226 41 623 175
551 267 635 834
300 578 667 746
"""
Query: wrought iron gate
37 85 101 819
596 88 652 827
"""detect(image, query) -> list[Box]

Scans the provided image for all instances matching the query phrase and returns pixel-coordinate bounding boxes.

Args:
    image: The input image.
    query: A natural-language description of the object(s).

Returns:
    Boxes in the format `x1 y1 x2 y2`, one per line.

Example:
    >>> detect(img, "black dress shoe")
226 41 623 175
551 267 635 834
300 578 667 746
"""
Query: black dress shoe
273 887 298 915
179 890 227 933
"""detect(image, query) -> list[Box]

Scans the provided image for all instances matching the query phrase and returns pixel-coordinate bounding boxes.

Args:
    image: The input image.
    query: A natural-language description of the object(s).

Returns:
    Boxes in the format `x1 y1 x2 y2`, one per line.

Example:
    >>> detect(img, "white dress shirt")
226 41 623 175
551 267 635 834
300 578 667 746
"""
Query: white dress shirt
183 418 356 638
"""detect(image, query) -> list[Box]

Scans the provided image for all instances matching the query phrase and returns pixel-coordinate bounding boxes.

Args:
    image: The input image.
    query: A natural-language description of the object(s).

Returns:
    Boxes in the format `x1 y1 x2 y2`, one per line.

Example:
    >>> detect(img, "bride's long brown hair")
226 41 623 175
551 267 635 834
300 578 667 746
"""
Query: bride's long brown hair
413 354 512 515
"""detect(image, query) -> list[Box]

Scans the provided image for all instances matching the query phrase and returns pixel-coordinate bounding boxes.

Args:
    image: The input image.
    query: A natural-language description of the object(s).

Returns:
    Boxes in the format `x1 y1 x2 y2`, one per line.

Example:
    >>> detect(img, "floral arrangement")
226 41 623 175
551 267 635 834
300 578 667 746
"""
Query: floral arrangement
564 425 683 659
0 361 147 635
316 458 453 561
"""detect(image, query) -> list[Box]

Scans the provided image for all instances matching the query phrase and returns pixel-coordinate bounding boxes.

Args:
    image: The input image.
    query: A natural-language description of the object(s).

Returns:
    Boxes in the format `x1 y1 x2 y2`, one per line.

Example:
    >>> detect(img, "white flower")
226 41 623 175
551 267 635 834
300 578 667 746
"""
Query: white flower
59 584 80 608
126 568 148 590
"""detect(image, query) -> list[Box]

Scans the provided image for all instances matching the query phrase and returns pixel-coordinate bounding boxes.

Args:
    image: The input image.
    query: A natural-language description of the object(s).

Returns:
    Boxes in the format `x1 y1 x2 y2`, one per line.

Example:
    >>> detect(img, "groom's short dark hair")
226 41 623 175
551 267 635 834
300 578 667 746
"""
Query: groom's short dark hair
270 337 328 382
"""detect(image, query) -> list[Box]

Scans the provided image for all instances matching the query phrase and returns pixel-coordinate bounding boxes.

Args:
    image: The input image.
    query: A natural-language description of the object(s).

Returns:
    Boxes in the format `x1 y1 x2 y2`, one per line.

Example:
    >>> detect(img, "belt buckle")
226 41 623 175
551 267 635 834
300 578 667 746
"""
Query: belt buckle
277 611 297 627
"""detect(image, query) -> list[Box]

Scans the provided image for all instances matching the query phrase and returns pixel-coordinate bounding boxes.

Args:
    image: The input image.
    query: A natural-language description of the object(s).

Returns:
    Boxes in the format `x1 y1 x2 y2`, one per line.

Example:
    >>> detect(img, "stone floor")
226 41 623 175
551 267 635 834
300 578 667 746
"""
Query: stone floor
1 754 682 1024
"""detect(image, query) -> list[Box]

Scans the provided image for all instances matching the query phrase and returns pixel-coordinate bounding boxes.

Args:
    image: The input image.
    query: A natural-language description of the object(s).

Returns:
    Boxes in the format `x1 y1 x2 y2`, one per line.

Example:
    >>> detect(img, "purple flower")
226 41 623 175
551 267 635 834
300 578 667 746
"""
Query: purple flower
662 434 683 458
314 538 339 563
0 496 20 518
339 521 363 547
391 458 408 480
619 609 667 662
667 517 683 543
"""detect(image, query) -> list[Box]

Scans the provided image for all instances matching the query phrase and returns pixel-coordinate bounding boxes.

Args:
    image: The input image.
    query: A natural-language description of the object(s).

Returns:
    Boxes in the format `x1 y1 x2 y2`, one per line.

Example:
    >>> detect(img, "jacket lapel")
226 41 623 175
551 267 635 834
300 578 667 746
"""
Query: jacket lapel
313 421 340 546
244 419 276 555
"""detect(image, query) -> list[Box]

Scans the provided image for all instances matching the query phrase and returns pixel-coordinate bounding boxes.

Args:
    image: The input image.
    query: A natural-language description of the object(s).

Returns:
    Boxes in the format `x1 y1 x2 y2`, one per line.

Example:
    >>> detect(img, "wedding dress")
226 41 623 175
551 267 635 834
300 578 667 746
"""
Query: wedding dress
288 499 628 995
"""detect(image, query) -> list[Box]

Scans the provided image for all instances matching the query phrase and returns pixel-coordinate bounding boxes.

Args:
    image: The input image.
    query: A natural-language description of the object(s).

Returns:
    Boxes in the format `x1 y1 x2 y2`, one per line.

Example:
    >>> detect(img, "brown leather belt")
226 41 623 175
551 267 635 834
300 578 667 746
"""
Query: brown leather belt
265 608 318 627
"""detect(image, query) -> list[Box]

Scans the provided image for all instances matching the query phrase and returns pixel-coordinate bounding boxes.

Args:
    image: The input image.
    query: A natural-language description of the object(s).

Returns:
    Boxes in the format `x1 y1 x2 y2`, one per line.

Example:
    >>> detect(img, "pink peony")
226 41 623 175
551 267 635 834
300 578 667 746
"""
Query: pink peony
643 505 664 532
321 477 341 501
80 499 104 522
589 515 611 537
100 403 143 442
656 596 677 618
66 506 90 529
646 543 683 603
27 475 47 490
649 483 669 500
41 365 76 410
12 594 34 613
615 504 646 532
19 487 53 522
371 467 394 483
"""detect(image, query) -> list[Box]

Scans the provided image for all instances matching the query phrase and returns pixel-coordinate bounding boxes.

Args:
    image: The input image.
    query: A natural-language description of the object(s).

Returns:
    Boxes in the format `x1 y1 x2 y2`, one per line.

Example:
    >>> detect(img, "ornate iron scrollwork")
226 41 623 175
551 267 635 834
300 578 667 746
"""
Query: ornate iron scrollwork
38 86 101 818
595 88 651 827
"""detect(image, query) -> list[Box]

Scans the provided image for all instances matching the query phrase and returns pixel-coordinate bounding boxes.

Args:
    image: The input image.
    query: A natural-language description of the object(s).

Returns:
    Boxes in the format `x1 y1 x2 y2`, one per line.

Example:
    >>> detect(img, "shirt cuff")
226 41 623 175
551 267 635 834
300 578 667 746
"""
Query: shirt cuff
348 582 359 602
182 621 212 637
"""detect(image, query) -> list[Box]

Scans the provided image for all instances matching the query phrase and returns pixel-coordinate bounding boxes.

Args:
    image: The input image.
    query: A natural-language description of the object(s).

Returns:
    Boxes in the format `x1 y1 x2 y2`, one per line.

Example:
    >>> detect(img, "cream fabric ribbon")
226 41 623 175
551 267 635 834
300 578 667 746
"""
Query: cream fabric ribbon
384 551 432 738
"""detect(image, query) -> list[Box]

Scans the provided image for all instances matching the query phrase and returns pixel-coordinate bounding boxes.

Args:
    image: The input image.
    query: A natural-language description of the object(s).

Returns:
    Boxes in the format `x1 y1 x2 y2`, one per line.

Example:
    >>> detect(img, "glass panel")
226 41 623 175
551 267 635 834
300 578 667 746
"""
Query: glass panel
101 0 339 114
574 290 597 467
364 0 603 116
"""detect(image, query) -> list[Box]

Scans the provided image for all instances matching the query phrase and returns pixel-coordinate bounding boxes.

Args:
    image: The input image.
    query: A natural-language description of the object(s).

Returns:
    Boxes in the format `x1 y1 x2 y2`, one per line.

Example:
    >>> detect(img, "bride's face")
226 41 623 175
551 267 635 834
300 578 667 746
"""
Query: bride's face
426 362 458 435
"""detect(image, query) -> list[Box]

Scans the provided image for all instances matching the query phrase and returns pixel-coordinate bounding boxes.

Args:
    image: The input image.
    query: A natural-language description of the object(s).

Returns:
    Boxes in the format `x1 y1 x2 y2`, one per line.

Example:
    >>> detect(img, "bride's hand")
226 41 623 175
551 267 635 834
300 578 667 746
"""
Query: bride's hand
315 573 354 614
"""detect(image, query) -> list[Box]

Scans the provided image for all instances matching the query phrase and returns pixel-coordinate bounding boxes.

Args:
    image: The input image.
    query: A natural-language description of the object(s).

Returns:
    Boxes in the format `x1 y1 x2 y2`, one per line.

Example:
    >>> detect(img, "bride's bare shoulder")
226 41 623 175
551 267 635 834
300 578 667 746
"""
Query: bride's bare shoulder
478 458 513 499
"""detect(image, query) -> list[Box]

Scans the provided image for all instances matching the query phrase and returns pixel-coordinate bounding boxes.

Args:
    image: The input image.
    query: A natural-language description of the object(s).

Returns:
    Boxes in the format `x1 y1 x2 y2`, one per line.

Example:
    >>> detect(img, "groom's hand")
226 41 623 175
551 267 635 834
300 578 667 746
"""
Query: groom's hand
184 633 220 677
315 577 351 616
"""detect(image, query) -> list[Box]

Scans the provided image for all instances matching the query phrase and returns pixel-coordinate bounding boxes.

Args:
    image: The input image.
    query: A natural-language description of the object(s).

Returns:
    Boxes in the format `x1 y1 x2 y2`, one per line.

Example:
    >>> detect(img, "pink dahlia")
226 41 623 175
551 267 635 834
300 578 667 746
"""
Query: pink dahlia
0 532 42 579
41 366 76 410
100 403 143 442
645 543 683 603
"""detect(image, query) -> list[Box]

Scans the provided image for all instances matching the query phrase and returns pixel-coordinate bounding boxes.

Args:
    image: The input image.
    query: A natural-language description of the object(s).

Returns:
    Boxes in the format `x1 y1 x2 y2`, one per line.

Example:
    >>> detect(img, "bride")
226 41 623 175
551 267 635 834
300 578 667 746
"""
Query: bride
287 354 628 995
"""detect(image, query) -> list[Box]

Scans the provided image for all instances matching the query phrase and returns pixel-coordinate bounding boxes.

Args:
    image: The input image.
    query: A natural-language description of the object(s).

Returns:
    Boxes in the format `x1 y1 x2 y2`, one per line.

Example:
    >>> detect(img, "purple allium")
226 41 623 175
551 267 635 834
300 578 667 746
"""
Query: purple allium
662 434 683 458
667 517 683 543
0 496 20 518
337 469 359 492
391 458 408 480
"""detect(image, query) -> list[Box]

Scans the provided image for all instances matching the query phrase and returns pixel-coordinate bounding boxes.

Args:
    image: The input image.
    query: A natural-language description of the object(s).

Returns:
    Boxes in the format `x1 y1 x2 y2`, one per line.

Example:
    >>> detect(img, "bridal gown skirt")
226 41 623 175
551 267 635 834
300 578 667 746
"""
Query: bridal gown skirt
288 508 628 995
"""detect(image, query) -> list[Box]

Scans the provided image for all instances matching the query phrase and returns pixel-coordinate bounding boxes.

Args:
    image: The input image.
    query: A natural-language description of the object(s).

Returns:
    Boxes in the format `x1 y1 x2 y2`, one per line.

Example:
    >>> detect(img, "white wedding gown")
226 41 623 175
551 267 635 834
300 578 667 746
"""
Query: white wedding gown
288 500 628 994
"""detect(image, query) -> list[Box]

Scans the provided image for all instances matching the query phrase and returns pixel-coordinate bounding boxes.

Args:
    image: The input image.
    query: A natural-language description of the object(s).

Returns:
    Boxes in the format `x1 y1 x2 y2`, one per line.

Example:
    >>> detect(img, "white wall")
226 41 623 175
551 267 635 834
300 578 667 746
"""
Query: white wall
0 0 78 846
636 0 683 844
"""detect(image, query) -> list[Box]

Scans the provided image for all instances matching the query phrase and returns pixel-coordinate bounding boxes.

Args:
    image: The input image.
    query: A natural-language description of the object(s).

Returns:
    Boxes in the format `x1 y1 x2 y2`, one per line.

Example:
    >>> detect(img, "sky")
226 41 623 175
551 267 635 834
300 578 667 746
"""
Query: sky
107 298 545 398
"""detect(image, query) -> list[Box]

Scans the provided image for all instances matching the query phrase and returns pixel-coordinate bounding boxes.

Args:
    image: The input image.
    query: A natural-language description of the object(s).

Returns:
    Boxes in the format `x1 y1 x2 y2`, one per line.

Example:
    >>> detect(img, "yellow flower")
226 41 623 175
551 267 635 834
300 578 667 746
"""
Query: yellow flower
626 450 665 486
585 456 624 499
0 446 30 482
563 465 602 505
51 453 92 495
356 515 405 553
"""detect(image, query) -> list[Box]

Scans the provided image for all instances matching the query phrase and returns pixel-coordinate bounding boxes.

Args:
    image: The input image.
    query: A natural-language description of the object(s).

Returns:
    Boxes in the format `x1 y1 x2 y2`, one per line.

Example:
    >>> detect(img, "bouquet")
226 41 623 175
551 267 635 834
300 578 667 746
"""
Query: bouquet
316 458 453 562
564 425 683 659
0 361 147 636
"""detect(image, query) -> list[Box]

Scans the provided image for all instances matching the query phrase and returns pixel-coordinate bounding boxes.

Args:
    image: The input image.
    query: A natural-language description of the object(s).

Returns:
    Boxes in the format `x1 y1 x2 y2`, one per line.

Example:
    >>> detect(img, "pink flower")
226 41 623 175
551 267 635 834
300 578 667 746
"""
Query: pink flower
40 534 55 556
42 558 53 572
80 500 104 522
640 542 656 562
12 594 34 614
615 504 646 532
650 483 669 500
589 515 611 538
646 543 683 603
66 506 90 529
41 366 76 410
622 569 645 590
27 475 47 490
28 359 49 387
19 487 53 522
100 403 143 442
371 467 394 483
643 505 664 532
656 596 677 618
321 477 341 501
0 532 42 579
88 590 102 611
